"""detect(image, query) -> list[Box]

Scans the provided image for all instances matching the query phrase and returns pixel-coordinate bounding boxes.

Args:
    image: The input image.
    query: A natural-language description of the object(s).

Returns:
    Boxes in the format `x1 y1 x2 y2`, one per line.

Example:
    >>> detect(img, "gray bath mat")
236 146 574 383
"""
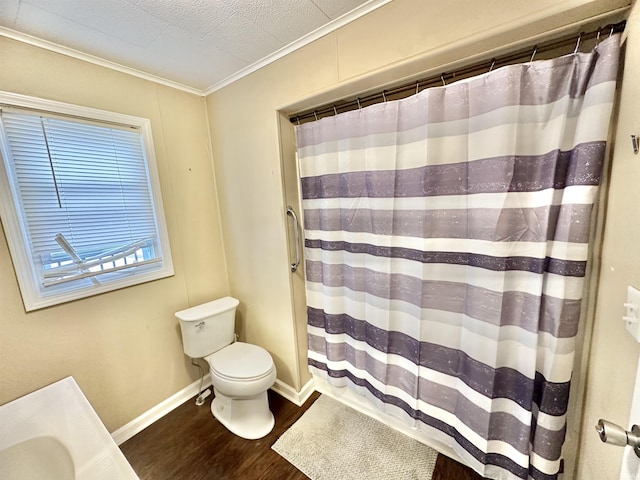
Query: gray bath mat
272 395 438 480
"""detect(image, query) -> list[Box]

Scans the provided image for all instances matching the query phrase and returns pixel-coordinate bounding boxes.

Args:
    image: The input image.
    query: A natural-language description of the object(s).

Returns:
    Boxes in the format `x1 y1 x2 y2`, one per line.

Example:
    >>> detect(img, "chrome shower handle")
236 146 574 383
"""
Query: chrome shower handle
286 206 301 273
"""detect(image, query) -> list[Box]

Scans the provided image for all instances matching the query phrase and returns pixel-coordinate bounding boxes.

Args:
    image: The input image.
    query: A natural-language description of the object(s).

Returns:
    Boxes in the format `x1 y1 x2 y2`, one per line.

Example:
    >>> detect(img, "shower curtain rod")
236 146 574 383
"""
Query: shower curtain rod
290 20 626 125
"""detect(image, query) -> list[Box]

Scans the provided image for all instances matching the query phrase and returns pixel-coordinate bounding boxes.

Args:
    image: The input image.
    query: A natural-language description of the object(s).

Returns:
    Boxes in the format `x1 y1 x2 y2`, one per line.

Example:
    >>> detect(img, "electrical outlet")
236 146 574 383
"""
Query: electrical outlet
624 286 640 343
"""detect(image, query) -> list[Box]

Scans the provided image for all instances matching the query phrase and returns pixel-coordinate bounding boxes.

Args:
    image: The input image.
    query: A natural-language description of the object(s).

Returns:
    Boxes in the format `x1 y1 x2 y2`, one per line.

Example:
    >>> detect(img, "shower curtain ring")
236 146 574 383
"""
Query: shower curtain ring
357 98 362 109
489 58 496 72
314 111 318 121
574 33 583 54
529 45 538 62
333 106 338 116
382 90 387 102
610 25 615 37
296 116 300 125
440 74 446 86
595 29 601 47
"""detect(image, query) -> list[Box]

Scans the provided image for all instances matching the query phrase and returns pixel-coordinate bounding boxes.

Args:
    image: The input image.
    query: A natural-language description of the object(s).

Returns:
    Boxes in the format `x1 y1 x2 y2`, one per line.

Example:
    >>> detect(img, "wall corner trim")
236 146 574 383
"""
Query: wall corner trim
271 378 316 407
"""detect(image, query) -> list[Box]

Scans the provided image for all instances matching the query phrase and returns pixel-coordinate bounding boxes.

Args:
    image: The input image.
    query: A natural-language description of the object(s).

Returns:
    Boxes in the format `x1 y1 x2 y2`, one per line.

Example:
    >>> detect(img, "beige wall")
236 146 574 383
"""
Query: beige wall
2 0 640 477
206 0 633 477
577 3 640 478
0 37 229 431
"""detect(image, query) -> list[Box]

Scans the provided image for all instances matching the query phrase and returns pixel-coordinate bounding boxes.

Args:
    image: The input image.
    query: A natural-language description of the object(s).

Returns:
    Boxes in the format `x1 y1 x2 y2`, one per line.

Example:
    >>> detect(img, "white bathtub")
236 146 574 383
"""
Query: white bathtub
0 376 138 479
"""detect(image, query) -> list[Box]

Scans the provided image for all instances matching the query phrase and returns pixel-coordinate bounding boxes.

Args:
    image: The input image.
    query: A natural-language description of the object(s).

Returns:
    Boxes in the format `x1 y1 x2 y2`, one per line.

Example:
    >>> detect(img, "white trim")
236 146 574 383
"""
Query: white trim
110 375 212 446
2 2 624 97
0 0 392 97
0 27 203 97
110 376 316 445
271 377 316 407
0 91 175 311
203 0 393 94
0 90 154 126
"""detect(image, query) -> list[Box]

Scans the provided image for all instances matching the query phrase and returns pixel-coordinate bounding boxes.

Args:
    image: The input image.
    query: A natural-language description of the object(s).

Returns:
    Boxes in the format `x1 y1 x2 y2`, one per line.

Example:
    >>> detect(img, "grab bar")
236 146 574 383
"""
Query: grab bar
286 206 301 273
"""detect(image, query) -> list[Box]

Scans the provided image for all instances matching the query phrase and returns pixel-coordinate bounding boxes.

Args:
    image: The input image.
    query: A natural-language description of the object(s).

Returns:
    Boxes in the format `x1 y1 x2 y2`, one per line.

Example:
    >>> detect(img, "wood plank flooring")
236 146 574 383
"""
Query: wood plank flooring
120 390 484 479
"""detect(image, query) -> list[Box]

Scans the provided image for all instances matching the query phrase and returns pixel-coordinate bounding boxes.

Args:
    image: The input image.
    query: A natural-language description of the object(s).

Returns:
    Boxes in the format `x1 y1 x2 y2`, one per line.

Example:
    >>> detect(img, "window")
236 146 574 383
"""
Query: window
0 92 173 311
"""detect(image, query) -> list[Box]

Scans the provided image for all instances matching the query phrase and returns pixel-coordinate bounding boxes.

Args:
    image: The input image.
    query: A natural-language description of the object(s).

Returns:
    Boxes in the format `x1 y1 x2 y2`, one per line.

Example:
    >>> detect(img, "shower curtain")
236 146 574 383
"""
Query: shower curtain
295 33 621 480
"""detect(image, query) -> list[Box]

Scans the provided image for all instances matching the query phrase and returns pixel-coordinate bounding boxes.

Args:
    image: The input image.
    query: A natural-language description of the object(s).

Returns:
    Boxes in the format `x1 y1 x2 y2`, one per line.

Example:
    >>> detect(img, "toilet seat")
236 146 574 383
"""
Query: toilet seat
206 342 274 381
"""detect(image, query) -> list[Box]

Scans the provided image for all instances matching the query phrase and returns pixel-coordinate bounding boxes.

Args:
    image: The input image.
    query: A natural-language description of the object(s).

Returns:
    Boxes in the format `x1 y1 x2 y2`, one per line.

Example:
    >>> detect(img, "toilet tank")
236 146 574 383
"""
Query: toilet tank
175 297 240 358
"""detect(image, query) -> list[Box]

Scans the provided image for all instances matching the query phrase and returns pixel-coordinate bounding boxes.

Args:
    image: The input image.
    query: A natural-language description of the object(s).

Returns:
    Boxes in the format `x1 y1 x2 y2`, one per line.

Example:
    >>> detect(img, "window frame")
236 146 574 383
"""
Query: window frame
0 91 174 311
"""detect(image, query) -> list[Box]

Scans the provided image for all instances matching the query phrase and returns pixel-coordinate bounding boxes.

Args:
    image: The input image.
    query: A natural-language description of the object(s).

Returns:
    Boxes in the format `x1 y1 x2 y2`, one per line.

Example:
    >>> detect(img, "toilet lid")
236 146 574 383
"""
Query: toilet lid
207 342 273 380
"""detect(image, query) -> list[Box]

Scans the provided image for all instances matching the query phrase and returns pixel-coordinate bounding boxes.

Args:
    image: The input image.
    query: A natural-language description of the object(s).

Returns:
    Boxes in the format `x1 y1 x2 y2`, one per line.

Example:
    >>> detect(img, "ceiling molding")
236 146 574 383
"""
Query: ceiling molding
203 0 393 95
0 0 392 98
0 26 204 96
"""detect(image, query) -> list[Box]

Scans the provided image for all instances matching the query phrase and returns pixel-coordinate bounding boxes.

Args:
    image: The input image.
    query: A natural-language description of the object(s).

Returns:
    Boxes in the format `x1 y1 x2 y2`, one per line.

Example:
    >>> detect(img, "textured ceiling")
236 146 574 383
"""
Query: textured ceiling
0 0 388 93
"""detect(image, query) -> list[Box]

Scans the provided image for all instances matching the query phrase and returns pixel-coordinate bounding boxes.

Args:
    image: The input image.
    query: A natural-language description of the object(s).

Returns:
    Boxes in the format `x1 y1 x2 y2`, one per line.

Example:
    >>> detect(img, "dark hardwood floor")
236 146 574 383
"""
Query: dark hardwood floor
120 390 483 479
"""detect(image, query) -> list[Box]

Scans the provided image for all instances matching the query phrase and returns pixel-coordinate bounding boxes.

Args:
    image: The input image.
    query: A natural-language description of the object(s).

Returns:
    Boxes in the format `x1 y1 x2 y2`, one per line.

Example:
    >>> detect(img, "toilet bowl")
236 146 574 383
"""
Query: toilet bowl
175 297 277 440
206 342 277 439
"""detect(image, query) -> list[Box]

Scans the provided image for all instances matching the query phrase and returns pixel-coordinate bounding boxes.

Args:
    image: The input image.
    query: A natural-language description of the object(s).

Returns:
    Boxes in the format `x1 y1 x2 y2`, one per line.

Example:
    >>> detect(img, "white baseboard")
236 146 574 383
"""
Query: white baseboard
110 376 315 445
111 376 212 446
271 377 315 406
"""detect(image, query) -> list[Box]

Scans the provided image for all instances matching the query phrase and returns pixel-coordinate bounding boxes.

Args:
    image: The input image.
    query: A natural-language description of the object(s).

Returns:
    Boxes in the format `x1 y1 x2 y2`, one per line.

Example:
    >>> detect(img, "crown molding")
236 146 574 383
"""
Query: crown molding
0 26 205 96
202 0 393 95
0 0 392 98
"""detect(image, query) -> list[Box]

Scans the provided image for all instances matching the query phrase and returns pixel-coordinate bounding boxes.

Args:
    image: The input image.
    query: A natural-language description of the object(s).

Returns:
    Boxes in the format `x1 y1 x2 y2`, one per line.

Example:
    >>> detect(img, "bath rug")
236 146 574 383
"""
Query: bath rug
271 395 438 480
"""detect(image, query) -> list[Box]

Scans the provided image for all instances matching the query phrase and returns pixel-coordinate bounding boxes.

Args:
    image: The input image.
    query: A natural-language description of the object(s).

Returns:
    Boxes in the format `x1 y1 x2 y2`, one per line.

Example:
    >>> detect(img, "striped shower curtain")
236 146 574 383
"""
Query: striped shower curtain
295 34 621 480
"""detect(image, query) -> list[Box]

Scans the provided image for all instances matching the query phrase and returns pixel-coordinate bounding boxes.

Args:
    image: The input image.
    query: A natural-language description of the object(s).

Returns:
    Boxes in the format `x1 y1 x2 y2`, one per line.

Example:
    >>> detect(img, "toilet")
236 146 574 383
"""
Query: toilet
175 297 277 440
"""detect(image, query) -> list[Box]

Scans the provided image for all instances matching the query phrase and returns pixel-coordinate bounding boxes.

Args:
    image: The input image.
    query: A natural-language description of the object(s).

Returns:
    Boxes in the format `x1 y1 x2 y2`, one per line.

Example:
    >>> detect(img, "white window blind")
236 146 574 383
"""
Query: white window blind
0 93 173 310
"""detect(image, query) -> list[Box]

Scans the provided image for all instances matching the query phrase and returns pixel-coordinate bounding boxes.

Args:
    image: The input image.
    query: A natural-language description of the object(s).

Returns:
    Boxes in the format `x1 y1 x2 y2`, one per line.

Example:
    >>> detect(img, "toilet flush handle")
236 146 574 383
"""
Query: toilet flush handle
195 321 205 328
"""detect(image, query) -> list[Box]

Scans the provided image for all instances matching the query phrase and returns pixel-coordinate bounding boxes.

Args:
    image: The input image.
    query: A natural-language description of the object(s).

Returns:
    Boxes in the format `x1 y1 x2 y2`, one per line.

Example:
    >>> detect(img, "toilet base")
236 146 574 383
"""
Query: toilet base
211 389 275 440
